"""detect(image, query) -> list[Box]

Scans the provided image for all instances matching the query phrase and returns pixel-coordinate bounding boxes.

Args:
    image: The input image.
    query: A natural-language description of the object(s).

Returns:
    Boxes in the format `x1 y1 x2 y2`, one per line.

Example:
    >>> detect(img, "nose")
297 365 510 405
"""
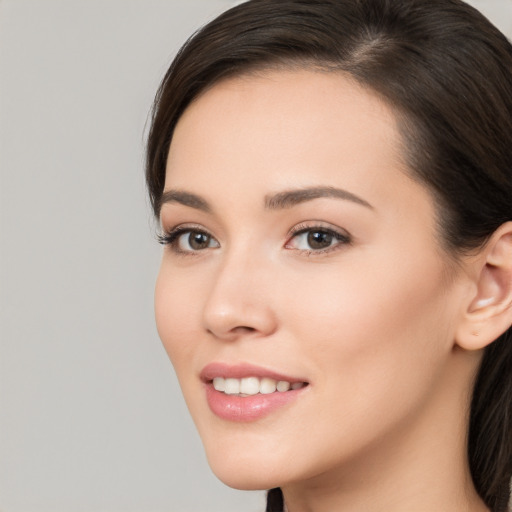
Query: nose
202 251 278 341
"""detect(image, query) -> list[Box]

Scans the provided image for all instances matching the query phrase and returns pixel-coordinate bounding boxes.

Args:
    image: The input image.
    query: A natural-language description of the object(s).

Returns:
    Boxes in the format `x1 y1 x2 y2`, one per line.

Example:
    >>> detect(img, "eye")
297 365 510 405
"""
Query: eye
158 227 220 254
179 231 217 251
285 225 351 254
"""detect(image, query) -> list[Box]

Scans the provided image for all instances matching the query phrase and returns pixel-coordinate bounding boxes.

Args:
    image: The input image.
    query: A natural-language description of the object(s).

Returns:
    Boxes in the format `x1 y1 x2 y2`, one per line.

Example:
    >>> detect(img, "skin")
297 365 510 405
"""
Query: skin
155 69 490 512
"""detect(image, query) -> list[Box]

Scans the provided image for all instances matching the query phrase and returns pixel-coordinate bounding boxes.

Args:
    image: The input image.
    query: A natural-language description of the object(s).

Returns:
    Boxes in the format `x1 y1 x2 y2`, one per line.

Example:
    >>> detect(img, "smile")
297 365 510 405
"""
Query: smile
201 363 309 421
212 376 307 396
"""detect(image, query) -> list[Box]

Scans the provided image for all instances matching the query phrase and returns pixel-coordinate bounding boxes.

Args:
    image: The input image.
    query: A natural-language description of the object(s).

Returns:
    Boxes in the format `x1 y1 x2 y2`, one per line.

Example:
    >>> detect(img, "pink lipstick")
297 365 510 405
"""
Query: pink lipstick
201 363 308 422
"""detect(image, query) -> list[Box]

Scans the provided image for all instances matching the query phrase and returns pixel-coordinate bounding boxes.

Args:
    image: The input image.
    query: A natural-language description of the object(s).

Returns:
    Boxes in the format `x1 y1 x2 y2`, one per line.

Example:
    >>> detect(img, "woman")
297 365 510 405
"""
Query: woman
146 1 512 510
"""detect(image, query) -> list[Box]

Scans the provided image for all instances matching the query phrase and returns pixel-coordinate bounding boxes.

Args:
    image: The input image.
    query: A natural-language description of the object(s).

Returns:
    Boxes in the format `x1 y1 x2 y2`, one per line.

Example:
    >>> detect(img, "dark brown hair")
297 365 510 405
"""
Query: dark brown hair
146 1 512 510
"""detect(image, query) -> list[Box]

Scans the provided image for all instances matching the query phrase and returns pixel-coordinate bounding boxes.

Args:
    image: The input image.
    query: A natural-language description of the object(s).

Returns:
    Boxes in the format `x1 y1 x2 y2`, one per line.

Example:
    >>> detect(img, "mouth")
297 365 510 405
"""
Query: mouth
200 363 309 422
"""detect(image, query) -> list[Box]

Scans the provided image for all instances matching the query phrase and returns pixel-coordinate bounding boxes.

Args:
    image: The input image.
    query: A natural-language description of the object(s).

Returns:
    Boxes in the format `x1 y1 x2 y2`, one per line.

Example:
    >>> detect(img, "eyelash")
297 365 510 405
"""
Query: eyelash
157 224 215 255
286 223 352 255
158 223 352 256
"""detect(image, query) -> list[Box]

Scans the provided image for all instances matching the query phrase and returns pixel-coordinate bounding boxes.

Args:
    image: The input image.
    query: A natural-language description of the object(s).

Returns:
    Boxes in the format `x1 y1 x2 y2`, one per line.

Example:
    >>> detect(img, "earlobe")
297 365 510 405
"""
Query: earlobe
455 222 512 351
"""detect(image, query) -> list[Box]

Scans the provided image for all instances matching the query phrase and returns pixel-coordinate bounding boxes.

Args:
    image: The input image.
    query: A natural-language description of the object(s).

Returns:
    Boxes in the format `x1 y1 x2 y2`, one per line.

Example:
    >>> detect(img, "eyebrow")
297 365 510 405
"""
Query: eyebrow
159 185 373 215
264 186 373 210
159 190 212 214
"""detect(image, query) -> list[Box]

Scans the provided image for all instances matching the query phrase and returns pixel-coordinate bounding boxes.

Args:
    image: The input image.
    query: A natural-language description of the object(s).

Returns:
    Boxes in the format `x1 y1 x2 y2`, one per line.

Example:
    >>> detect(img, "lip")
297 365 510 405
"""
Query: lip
201 362 309 422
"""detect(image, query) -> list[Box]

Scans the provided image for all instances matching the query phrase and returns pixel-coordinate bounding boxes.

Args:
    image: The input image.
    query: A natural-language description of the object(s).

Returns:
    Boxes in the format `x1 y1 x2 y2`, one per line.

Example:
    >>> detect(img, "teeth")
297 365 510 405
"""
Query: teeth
240 377 260 395
224 378 240 395
277 380 291 392
260 377 277 394
213 377 225 392
211 377 305 395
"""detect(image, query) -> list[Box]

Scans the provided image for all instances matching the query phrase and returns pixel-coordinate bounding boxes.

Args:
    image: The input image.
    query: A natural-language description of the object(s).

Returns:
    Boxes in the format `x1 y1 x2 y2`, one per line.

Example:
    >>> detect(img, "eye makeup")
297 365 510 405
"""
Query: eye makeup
158 220 352 258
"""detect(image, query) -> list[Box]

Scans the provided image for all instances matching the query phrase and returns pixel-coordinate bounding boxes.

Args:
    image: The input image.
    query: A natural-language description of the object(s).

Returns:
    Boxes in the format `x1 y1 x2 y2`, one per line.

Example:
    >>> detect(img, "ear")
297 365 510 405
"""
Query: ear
455 221 512 351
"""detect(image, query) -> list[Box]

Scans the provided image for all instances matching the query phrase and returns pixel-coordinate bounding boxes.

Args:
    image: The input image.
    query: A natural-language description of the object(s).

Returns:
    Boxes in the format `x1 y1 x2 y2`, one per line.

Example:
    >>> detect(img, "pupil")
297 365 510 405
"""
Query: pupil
307 231 332 249
190 232 209 249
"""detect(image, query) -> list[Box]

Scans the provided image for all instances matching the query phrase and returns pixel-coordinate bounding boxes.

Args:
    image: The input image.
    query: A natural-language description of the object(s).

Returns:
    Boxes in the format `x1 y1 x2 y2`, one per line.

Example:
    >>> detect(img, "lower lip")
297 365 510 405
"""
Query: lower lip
205 384 306 422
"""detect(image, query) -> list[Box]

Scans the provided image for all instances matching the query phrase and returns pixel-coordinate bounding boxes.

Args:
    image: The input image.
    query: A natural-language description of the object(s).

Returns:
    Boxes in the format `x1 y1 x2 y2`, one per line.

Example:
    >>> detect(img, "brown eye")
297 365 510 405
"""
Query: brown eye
187 232 212 250
307 230 334 249
176 230 219 252
285 226 351 254
158 227 220 253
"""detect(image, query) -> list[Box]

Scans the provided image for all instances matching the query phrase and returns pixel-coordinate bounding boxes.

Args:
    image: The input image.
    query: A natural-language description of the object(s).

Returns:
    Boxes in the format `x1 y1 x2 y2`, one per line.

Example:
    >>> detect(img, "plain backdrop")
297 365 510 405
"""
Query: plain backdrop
0 1 510 511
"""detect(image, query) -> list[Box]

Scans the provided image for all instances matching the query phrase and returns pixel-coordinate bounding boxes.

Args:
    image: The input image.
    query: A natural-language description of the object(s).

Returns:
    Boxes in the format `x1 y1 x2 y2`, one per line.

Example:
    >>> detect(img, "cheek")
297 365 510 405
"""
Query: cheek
154 264 201 373
282 253 454 403
263 258 457 475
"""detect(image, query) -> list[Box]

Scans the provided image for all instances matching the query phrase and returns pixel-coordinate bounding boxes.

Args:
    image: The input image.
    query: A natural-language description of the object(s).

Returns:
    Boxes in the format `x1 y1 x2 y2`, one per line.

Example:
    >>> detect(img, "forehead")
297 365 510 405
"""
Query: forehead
164 69 425 217
166 68 405 183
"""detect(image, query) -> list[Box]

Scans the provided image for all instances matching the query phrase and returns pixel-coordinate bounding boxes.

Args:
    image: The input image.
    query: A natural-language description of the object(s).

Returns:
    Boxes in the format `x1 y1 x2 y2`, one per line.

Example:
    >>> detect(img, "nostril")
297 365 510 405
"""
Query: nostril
228 325 258 336
236 326 256 333
206 325 257 340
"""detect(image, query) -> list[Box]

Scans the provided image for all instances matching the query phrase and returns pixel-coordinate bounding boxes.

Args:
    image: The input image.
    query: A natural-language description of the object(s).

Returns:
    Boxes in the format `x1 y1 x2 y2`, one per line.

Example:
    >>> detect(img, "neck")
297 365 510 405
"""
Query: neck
281 350 489 512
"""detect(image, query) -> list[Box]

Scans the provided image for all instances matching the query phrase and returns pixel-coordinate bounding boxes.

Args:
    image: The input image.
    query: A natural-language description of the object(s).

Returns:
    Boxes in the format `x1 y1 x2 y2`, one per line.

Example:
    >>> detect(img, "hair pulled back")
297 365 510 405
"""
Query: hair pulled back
146 1 512 510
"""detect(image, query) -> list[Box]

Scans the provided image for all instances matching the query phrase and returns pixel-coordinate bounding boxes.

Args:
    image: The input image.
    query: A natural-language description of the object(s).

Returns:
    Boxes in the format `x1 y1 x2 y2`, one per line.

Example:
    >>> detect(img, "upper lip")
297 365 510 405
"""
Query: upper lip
200 362 308 384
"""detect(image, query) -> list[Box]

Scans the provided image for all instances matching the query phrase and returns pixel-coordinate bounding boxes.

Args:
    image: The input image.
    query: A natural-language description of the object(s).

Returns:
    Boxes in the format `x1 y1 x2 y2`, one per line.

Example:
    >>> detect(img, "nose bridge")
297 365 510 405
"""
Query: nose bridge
202 242 276 340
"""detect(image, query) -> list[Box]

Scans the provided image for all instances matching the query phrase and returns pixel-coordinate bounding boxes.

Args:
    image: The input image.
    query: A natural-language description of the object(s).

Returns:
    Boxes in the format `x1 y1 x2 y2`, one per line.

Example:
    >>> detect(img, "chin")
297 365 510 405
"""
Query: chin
210 464 280 491
202 440 291 491
214 472 274 491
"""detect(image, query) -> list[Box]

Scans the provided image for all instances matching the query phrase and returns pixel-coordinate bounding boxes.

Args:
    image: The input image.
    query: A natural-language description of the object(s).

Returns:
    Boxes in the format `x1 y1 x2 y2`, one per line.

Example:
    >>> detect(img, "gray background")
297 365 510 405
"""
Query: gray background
0 1 510 511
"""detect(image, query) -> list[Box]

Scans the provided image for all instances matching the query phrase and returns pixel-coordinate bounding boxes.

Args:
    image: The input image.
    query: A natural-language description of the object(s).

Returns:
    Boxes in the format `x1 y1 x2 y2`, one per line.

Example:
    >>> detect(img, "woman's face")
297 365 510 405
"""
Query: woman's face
155 70 471 490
